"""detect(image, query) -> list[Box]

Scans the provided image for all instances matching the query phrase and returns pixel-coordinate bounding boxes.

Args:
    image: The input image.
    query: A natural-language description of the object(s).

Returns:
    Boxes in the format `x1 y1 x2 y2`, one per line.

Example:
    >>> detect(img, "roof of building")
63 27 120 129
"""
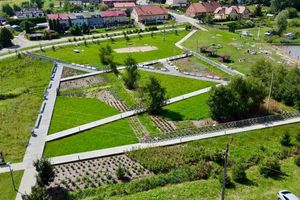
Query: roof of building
214 6 237 15
133 5 168 16
113 2 136 8
100 10 127 17
231 6 248 14
47 14 69 20
189 1 221 13
103 0 135 2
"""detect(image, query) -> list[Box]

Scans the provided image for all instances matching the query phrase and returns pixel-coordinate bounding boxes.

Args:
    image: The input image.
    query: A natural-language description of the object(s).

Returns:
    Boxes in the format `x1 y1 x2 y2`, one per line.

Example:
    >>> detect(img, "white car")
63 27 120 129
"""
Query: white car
278 190 299 200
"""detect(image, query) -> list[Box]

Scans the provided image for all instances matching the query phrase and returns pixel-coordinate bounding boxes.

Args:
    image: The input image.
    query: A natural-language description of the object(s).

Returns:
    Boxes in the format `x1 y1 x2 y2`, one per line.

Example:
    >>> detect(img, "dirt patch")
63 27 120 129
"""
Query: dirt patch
114 46 158 53
48 154 151 195
60 75 106 90
61 68 85 78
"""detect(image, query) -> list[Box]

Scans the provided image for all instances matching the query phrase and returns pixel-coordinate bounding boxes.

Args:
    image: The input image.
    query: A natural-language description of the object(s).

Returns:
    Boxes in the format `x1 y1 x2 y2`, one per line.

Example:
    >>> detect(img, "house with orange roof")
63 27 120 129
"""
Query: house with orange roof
185 1 221 18
131 5 169 24
113 2 136 11
214 5 250 20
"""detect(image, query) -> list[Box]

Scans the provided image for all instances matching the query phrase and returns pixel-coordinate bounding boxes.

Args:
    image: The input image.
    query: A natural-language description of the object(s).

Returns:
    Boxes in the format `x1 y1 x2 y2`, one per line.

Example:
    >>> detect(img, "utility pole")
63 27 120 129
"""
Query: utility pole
267 71 274 112
221 143 230 200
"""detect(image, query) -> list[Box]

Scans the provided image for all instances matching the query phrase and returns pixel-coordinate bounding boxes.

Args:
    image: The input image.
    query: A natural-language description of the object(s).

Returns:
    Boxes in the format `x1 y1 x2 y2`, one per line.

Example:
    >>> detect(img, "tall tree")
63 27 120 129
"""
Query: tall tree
99 44 113 65
143 76 167 114
275 10 288 34
33 158 54 186
0 27 14 48
2 3 14 16
122 56 140 90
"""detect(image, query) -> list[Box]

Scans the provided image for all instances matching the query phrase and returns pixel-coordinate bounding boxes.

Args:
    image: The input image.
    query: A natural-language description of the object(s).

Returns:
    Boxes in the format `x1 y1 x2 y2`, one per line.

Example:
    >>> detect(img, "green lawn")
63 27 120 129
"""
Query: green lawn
138 71 216 98
48 96 119 134
0 56 52 162
0 170 23 200
182 28 284 75
43 119 138 157
162 92 210 121
113 158 300 200
38 30 188 68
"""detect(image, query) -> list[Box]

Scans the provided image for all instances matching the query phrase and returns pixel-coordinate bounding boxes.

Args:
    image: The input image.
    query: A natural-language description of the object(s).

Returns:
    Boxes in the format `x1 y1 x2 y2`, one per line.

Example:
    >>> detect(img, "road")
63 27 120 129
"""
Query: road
169 12 208 31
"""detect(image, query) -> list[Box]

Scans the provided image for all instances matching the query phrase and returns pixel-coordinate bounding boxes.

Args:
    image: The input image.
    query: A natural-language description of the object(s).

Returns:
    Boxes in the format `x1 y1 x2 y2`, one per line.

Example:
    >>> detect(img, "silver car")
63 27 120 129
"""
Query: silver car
278 190 299 200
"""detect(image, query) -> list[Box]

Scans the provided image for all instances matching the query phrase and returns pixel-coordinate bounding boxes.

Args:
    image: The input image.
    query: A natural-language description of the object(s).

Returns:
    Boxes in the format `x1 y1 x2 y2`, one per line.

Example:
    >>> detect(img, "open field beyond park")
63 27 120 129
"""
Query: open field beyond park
0 170 24 200
66 122 300 200
38 30 188 68
182 28 285 75
0 56 52 162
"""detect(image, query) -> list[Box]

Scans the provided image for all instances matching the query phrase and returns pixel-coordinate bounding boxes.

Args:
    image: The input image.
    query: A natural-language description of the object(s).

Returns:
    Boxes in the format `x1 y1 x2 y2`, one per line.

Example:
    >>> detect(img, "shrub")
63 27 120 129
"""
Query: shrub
296 133 300 143
116 166 126 181
278 148 290 160
194 161 212 179
232 162 247 183
259 157 281 177
280 131 292 146
295 156 300 167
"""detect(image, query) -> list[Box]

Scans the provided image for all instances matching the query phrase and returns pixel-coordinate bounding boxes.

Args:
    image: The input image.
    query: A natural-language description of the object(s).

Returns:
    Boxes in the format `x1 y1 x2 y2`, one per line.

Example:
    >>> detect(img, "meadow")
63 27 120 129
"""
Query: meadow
38 30 188 68
0 170 23 200
0 56 52 162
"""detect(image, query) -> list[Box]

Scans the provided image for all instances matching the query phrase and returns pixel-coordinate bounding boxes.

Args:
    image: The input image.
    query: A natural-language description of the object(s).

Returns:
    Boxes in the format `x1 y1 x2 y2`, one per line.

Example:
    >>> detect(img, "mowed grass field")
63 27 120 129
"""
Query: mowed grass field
182 28 283 75
48 96 119 134
0 170 23 200
162 92 210 121
38 30 188 68
44 119 137 157
0 56 52 162
138 71 216 98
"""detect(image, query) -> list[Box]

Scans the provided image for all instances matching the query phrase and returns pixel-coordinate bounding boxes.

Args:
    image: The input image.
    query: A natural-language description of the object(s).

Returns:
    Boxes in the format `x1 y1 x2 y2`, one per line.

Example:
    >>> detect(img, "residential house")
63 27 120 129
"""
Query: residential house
113 2 136 11
166 0 187 7
15 8 45 19
103 0 136 8
131 5 169 24
231 6 250 19
101 10 129 25
62 0 100 5
88 12 104 28
0 16 7 25
214 6 238 20
68 13 89 27
47 14 70 29
185 1 221 18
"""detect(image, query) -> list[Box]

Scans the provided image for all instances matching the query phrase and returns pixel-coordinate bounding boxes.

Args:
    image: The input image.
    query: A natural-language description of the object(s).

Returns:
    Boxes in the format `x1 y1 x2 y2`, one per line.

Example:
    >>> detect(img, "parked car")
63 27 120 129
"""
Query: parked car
241 31 253 37
277 190 299 200
265 30 276 36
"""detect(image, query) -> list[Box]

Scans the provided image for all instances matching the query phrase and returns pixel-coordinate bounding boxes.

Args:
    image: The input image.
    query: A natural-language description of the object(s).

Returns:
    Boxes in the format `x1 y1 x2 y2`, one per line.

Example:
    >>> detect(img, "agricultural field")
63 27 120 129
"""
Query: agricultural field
62 122 300 200
0 56 52 162
0 170 23 200
182 28 286 75
38 30 188 68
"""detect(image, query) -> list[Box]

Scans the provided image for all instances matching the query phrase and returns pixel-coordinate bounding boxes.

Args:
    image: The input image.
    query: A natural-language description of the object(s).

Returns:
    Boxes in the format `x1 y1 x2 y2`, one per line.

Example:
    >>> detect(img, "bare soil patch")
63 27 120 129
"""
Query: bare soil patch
61 68 86 78
114 46 158 53
60 75 107 90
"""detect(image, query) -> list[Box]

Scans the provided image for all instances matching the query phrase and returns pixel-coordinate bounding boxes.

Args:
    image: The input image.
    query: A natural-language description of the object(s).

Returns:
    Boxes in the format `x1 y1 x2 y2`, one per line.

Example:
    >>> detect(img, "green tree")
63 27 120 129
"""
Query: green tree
0 27 14 48
259 157 281 177
70 24 81 36
275 10 288 34
122 56 140 90
253 4 263 17
109 61 119 76
116 165 127 180
280 131 292 146
24 21 31 34
82 22 90 34
13 4 21 11
232 162 247 183
2 3 14 16
99 44 113 65
33 158 54 186
295 155 300 167
143 76 167 115
296 133 300 143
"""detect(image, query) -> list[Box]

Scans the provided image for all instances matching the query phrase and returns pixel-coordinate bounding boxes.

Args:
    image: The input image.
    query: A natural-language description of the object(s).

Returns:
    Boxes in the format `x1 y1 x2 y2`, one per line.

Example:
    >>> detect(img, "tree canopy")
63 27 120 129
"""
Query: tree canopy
122 56 140 90
0 27 14 48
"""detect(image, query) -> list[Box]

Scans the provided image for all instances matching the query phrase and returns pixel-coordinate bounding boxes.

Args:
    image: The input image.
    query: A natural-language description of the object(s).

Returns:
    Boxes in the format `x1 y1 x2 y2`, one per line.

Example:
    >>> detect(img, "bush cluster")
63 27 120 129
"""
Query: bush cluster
259 157 281 177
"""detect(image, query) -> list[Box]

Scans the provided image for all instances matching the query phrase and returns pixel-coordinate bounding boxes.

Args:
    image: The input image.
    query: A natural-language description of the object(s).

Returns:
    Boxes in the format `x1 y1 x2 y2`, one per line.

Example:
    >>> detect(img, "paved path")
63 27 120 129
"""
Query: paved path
15 63 64 200
169 12 208 31
50 116 300 165
0 162 25 173
46 86 214 142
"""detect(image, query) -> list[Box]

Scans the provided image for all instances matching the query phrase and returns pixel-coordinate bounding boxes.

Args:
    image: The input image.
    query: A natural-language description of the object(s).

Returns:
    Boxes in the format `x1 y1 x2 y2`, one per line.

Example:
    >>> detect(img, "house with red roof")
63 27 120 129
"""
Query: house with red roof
113 2 136 11
185 1 221 18
101 10 129 25
103 0 136 8
131 5 169 24
214 6 250 20
47 14 70 29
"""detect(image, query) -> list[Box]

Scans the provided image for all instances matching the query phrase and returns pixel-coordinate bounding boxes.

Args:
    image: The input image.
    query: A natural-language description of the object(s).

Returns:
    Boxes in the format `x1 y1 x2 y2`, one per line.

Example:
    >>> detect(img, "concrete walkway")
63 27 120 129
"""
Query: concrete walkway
0 162 25 173
46 86 214 142
50 116 300 165
169 12 208 32
15 63 64 200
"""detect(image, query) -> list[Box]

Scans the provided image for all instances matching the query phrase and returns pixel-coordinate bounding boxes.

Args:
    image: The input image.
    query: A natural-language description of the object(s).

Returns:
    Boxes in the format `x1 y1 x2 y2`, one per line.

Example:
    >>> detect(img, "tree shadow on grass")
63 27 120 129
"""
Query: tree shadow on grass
161 109 183 121
269 172 288 181
238 178 258 187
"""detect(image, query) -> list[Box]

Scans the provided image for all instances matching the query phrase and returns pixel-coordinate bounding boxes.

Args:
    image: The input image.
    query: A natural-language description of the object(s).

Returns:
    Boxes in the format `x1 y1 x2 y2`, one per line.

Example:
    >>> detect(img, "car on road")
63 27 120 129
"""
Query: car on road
277 190 299 200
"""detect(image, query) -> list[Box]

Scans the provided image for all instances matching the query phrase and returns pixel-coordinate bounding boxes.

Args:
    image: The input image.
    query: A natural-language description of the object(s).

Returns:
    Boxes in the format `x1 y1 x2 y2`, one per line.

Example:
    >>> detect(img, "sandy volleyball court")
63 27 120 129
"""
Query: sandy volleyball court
114 46 158 53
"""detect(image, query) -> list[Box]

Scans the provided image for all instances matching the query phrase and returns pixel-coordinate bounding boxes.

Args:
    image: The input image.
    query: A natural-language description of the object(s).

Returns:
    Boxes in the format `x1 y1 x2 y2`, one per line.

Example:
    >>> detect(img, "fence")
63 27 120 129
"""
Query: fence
143 112 300 142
